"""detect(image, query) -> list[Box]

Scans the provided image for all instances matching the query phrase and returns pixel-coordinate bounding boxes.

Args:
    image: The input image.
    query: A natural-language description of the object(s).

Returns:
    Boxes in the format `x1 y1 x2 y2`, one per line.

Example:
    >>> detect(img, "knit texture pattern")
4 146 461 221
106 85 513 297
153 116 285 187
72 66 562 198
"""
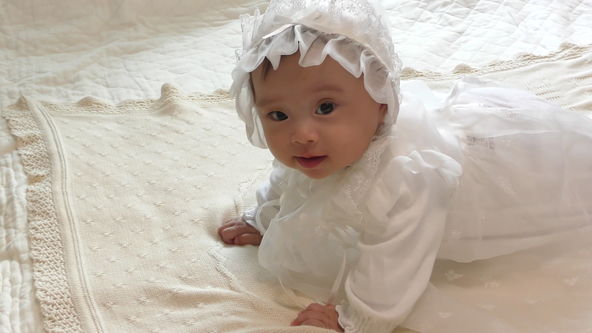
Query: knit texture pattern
3 85 332 332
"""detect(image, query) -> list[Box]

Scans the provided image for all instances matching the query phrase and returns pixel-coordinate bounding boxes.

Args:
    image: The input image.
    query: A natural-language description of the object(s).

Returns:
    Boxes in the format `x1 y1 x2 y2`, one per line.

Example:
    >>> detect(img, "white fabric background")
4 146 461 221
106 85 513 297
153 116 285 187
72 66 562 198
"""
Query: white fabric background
1 0 591 332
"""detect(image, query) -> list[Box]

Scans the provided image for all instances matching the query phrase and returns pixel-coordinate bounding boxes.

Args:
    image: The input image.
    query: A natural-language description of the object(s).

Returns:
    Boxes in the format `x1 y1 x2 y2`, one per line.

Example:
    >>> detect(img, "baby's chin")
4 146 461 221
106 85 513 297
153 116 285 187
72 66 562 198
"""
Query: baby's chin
280 162 336 179
277 157 357 179
294 164 343 180
299 170 332 179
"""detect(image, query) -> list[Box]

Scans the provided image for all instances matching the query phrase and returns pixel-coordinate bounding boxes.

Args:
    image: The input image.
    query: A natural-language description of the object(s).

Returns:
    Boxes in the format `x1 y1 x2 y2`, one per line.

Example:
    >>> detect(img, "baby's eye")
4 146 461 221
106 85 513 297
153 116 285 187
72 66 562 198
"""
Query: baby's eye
315 102 335 115
267 111 288 121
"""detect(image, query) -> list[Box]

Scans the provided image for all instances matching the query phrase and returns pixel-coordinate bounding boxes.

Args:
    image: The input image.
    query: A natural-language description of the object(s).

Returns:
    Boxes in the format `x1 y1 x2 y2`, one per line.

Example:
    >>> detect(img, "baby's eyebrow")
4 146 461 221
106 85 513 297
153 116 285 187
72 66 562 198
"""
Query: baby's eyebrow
255 96 280 108
310 84 344 94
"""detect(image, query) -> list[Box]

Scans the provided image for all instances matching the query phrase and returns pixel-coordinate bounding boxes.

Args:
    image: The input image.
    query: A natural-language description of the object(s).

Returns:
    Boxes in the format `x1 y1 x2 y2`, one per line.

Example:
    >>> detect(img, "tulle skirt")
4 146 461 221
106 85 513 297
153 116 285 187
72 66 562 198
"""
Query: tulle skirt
398 78 592 333
434 79 591 261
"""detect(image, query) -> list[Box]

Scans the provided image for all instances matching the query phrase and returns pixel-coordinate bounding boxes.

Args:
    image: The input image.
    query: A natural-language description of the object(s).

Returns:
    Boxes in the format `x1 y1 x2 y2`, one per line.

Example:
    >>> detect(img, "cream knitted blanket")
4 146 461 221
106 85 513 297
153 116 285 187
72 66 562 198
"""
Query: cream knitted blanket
4 86 329 333
3 43 592 333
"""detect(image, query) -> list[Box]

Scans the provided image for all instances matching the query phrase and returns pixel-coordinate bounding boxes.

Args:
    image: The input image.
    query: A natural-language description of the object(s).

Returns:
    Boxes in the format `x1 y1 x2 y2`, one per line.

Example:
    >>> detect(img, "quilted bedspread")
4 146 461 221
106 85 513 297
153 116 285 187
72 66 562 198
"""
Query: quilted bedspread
1 0 591 108
1 0 592 332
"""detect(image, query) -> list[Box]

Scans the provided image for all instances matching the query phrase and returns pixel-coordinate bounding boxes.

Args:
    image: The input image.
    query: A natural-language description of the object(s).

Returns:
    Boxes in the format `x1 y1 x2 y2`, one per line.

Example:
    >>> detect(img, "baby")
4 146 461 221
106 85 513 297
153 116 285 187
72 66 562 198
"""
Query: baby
220 52 386 331
219 1 592 332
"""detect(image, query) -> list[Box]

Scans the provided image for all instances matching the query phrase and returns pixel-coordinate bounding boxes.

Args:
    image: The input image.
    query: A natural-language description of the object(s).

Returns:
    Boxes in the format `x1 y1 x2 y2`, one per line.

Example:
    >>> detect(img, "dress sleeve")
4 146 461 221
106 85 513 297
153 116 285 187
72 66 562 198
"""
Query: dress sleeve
337 149 461 333
242 160 286 234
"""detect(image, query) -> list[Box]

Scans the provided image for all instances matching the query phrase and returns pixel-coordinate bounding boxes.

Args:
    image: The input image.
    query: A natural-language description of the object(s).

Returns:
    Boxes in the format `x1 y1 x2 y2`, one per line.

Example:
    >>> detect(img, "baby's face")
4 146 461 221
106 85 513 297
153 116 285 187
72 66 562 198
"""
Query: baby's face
251 53 386 179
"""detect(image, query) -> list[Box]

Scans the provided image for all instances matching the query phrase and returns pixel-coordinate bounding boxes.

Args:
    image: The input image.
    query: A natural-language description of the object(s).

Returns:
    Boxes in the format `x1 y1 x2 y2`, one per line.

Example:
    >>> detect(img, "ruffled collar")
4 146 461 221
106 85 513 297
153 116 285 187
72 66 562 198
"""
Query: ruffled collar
276 135 392 225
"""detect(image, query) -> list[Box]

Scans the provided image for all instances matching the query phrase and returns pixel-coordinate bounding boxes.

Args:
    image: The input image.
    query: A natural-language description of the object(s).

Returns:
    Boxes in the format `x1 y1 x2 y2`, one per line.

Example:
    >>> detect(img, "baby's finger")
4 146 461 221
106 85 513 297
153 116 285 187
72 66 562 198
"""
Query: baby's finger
299 318 326 329
322 304 339 320
217 220 241 237
219 226 242 244
292 303 323 325
220 223 251 241
217 223 231 239
234 232 262 245
218 224 232 243
220 219 243 229
291 310 309 326
296 309 330 326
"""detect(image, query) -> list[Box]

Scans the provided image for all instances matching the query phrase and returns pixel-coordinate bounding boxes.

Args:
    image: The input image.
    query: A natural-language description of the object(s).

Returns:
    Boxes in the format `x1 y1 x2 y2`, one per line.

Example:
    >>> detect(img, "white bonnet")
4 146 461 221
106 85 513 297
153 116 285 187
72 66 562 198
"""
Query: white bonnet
230 0 402 148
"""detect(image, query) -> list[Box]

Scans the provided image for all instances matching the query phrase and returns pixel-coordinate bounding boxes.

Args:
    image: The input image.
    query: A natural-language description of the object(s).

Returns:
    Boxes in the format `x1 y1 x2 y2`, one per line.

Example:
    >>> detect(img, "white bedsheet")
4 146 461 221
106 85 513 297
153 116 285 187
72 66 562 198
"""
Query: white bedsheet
1 0 591 109
1 0 591 332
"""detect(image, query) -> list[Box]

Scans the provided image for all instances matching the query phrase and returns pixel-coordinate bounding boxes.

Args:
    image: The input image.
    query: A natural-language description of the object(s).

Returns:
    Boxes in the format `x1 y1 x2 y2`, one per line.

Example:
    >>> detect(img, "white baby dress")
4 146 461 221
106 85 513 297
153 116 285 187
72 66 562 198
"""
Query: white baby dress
231 1 592 332
245 78 592 333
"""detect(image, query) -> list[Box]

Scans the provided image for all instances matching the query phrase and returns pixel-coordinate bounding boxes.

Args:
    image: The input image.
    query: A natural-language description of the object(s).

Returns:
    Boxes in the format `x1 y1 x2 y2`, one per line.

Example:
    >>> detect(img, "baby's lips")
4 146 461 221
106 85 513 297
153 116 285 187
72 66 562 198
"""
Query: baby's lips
296 155 327 168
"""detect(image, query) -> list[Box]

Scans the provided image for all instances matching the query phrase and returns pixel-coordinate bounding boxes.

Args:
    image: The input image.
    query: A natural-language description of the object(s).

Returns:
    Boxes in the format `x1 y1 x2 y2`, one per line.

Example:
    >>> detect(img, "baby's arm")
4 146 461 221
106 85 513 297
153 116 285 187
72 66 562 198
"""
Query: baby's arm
218 160 286 246
218 218 262 245
337 150 461 332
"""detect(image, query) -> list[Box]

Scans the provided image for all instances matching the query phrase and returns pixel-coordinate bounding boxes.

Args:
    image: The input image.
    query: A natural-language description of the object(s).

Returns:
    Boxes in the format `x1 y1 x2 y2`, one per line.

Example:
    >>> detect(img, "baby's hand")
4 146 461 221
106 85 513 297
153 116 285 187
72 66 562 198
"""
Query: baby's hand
218 218 262 246
291 303 343 332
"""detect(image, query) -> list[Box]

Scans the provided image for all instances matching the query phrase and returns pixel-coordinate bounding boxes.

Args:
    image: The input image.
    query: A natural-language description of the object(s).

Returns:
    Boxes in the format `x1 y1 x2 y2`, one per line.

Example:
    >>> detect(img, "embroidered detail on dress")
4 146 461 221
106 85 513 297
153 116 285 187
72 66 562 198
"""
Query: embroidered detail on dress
465 136 495 150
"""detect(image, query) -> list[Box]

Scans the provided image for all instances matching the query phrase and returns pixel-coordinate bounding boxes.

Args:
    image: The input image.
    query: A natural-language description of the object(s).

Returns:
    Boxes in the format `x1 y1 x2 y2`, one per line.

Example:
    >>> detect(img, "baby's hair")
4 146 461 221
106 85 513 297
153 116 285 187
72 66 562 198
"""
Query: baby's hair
260 57 274 79
249 57 275 101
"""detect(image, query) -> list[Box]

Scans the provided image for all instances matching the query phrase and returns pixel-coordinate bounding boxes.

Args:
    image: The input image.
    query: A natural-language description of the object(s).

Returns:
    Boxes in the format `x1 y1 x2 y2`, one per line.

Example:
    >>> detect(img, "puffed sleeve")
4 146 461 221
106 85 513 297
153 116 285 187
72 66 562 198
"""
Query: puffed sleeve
337 149 461 333
242 160 287 234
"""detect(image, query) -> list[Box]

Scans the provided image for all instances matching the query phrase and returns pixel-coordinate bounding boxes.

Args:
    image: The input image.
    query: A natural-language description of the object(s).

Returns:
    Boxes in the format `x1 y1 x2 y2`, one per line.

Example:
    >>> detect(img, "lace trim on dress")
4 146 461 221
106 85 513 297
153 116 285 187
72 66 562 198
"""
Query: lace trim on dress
340 136 391 229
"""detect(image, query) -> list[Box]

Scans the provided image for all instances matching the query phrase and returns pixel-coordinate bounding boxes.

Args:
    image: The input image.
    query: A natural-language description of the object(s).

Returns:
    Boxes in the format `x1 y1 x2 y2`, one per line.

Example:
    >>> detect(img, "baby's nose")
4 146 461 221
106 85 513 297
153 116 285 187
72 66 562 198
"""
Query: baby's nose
291 121 319 145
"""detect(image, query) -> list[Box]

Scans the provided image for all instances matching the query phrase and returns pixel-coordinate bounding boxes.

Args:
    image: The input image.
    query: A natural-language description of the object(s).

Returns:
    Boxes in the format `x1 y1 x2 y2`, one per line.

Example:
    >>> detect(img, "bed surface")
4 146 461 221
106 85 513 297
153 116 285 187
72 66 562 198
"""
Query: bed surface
1 1 591 332
1 0 591 108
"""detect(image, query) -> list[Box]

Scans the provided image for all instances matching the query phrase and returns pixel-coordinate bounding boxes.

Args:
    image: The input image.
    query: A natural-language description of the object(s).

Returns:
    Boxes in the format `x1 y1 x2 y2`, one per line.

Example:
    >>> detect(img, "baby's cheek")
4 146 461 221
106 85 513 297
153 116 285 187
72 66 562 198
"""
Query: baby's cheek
262 126 280 144
266 140 290 164
343 139 371 165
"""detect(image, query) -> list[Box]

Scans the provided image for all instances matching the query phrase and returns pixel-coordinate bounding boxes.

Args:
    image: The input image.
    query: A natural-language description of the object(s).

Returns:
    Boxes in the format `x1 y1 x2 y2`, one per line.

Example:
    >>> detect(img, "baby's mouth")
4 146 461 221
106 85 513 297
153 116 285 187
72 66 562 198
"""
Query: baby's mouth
295 156 327 168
